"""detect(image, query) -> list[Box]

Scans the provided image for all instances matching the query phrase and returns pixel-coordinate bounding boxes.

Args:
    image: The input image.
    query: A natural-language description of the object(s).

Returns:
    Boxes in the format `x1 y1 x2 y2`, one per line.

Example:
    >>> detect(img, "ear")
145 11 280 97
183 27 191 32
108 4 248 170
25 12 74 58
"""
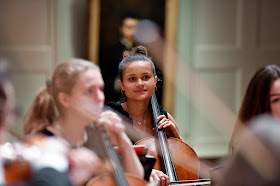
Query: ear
154 76 158 85
57 92 70 108
118 80 124 91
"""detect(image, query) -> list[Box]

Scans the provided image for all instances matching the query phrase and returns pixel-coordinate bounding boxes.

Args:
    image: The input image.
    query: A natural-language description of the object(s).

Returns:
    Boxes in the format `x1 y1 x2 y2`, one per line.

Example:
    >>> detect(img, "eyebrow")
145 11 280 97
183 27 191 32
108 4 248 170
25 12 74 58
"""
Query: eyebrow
270 94 280 96
127 73 136 75
127 72 151 76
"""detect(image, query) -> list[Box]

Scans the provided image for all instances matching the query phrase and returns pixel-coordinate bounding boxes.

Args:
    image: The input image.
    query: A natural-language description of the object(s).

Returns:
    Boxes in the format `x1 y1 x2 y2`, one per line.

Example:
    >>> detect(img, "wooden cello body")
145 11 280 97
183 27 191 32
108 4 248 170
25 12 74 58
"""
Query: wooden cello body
136 93 200 183
136 137 199 181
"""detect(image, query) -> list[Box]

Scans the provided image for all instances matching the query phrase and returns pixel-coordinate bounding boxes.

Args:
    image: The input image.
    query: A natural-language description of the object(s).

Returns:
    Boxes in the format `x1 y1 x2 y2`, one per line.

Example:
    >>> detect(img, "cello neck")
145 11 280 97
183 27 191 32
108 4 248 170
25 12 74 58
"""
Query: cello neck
151 93 161 134
87 124 129 186
150 93 178 182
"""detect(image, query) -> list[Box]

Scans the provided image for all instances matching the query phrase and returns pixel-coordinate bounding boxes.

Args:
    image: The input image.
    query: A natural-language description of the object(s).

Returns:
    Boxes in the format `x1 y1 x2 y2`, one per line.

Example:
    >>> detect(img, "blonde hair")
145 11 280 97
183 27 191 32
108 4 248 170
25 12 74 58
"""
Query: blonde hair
24 58 99 135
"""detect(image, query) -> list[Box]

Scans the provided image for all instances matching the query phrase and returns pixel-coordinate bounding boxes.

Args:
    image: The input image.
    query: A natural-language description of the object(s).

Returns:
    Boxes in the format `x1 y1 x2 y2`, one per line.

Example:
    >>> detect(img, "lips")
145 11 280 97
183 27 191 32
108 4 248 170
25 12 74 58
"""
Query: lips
135 89 147 93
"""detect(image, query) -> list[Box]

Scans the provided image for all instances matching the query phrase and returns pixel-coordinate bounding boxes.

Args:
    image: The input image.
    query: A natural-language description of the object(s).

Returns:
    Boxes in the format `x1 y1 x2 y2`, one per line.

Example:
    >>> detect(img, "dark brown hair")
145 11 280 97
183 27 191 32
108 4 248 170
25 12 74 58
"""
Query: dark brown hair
230 64 280 151
238 64 280 123
118 45 156 82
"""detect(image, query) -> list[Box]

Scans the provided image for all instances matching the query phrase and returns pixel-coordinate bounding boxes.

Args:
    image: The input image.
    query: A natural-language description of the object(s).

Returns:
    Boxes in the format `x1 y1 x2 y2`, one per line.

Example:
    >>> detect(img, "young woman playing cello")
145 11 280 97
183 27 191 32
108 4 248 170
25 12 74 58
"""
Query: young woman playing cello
23 58 144 185
107 46 195 186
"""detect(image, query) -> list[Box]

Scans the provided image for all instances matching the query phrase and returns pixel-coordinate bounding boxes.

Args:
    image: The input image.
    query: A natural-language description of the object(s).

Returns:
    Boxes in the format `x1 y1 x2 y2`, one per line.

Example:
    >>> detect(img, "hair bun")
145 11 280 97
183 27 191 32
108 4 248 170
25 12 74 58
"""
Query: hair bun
133 46 147 56
122 45 148 58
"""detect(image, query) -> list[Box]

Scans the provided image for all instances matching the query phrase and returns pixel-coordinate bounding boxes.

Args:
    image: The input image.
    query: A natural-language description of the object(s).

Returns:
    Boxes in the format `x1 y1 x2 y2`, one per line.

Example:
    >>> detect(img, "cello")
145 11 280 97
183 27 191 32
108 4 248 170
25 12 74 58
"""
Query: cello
135 93 200 184
0 134 70 185
86 124 147 186
0 142 33 185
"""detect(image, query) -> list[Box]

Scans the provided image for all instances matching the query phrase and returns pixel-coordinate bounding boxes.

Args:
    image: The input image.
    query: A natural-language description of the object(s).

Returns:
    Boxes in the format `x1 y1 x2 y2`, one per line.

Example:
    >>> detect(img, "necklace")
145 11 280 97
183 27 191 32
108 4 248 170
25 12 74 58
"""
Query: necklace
126 104 149 126
130 115 145 125
136 121 142 125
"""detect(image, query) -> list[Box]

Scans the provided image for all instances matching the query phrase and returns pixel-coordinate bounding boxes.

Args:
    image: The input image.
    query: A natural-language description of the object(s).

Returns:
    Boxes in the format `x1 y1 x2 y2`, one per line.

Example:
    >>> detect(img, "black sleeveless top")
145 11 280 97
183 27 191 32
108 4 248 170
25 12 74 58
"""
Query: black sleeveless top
107 101 166 181
106 101 168 144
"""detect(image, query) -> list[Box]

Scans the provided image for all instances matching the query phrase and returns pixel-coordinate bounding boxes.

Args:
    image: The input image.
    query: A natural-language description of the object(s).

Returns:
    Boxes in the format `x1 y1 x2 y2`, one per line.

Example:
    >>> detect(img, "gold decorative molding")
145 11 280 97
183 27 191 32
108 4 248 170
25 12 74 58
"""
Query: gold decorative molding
163 0 178 114
87 0 100 64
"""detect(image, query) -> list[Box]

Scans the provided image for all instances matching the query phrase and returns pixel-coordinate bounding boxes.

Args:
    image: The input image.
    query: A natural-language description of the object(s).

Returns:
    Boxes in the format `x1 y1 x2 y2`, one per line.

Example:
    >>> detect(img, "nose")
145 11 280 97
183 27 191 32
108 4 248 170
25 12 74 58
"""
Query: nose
136 79 144 86
95 89 105 103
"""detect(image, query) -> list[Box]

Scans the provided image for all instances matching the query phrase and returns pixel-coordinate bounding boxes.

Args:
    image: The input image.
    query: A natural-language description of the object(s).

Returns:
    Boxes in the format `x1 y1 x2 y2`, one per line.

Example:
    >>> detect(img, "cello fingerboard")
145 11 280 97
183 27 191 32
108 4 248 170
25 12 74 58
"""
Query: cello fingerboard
151 93 178 182
87 124 129 186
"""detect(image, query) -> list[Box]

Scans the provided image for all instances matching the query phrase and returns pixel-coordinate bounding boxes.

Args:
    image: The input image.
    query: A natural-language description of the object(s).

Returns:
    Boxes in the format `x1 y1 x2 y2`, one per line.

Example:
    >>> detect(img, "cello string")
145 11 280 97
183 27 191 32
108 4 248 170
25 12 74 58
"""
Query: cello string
91 124 129 186
151 93 178 181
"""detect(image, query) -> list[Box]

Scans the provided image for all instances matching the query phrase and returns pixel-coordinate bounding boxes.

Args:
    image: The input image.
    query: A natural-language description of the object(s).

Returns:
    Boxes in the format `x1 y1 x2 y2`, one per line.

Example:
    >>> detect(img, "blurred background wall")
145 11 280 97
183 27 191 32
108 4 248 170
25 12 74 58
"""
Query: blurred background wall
1 0 280 164
0 0 88 136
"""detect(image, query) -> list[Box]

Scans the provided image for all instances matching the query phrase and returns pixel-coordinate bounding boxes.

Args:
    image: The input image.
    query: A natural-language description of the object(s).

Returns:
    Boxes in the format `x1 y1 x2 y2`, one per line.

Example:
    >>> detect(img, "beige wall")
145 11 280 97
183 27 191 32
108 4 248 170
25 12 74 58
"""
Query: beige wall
0 0 88 137
57 0 88 63
175 0 280 158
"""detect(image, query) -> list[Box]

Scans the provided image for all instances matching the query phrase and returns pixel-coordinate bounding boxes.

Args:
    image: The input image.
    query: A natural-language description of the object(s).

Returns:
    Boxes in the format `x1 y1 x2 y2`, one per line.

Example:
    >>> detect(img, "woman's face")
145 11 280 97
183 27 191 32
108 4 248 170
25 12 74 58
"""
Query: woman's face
270 78 280 120
63 69 105 121
119 61 157 101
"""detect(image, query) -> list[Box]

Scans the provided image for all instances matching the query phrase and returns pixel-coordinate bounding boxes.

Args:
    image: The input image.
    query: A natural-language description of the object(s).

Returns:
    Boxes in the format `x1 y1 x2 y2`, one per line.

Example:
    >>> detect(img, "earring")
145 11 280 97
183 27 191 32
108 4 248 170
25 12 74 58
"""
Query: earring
121 90 125 95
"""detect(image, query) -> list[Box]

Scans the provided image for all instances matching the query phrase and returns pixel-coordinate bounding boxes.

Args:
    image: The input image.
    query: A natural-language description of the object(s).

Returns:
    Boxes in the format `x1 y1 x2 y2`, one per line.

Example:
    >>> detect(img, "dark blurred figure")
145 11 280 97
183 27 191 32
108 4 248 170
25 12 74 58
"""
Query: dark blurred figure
230 64 280 151
217 115 280 186
99 12 140 104
211 64 280 185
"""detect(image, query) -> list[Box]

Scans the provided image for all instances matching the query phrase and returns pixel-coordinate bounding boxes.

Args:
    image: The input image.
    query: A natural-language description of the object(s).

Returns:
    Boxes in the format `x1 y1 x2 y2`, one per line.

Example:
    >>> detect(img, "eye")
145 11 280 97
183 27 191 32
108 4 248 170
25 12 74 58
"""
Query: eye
87 88 93 94
272 98 280 103
129 77 136 81
143 75 150 80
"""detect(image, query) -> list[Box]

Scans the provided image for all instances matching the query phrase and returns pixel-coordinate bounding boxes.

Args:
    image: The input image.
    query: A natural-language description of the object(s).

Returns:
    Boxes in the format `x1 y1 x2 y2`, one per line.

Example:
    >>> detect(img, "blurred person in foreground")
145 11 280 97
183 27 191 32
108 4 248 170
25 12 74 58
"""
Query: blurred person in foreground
218 115 280 186
0 62 77 186
23 58 144 185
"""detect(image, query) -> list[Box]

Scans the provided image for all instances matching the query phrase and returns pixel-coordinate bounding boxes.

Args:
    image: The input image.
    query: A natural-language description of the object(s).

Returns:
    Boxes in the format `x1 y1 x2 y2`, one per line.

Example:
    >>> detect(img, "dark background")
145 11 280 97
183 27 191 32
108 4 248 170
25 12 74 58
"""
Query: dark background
99 0 165 48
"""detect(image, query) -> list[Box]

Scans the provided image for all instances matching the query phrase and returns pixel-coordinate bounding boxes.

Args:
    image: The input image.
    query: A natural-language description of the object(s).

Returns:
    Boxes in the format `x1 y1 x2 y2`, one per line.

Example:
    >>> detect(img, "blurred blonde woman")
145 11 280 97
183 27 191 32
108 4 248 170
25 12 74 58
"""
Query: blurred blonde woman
23 58 144 184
